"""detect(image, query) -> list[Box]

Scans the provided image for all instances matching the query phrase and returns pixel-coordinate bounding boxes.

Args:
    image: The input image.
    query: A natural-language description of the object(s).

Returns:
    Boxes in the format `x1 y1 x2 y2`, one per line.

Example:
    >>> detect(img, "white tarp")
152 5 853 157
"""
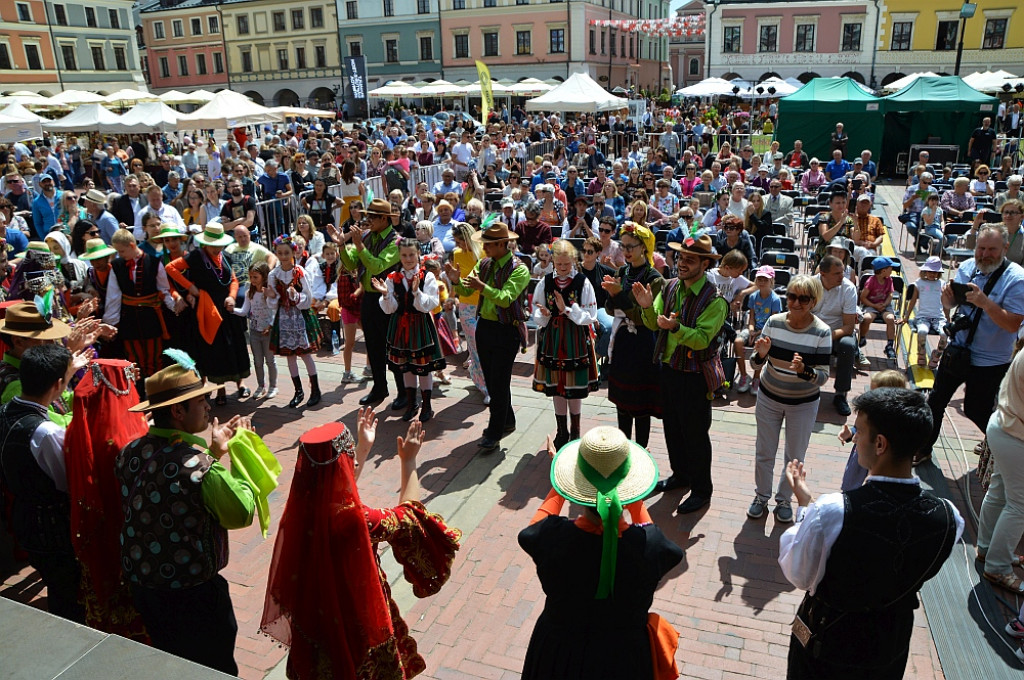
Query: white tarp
176 90 282 130
676 77 736 97
104 101 183 133
963 70 1020 92
524 72 627 113
42 103 123 131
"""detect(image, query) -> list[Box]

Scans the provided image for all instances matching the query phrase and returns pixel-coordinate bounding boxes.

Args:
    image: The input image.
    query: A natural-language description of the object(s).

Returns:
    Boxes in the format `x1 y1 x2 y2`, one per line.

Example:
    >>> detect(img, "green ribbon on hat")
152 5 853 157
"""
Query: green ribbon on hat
576 453 631 599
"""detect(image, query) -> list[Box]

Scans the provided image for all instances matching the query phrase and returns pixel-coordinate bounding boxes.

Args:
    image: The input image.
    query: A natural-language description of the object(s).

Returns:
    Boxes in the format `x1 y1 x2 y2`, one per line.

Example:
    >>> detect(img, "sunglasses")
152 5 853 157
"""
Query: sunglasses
583 249 596 255
599 227 614 233
786 293 812 305
622 243 642 251
978 172 989 176
724 225 741 231
87 229 100 236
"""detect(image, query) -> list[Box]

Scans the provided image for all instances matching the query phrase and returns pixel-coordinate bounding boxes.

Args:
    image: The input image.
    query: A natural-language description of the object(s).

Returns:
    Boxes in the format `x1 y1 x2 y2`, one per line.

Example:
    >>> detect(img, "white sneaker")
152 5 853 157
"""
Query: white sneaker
341 370 359 384
736 375 750 393
750 378 760 396
858 351 871 366
252 386 266 400
266 387 279 399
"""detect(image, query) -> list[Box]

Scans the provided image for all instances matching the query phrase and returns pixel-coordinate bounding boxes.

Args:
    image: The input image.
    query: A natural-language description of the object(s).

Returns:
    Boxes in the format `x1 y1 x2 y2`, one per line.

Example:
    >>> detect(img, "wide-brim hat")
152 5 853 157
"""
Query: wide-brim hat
471 222 518 243
920 256 943 273
365 198 395 217
0 301 70 340
193 223 234 247
150 225 187 243
83 189 108 205
827 236 851 253
129 364 220 412
79 238 117 261
667 234 721 260
551 426 658 507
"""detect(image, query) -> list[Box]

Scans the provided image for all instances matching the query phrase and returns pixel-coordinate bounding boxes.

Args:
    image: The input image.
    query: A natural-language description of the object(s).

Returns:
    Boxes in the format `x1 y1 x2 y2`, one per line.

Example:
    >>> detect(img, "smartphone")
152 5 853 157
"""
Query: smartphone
983 210 1004 224
852 179 863 190
950 282 970 306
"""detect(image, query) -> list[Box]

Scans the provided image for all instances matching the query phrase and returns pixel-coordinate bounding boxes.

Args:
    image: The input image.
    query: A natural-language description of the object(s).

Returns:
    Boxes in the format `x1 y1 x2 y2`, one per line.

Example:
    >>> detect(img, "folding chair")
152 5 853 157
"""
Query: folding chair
549 225 563 239
760 251 800 273
654 230 669 253
760 235 795 253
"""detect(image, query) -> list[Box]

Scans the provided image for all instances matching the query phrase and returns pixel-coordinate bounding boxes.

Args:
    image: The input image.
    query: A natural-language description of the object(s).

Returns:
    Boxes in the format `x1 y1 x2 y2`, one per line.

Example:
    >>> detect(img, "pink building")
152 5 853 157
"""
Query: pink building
140 1 229 92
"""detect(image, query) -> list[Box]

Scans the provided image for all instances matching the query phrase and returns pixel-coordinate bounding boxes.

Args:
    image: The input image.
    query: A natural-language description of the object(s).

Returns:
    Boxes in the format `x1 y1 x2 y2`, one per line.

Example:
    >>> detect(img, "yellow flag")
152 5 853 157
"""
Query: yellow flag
476 60 493 123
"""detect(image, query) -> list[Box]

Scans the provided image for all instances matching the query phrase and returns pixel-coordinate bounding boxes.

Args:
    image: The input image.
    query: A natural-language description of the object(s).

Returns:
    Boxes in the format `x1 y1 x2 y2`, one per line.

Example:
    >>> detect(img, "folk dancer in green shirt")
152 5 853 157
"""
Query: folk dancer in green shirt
446 222 530 452
633 234 728 514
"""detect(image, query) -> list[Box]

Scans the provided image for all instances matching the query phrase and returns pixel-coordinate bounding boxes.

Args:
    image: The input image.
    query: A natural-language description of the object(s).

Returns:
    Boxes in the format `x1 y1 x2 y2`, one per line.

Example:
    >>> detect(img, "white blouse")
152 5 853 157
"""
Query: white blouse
379 268 439 315
531 274 598 328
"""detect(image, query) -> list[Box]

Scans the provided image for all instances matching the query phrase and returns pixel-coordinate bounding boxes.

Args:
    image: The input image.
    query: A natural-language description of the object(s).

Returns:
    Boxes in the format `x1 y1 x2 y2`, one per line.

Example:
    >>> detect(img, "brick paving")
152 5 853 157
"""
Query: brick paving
1 183 997 680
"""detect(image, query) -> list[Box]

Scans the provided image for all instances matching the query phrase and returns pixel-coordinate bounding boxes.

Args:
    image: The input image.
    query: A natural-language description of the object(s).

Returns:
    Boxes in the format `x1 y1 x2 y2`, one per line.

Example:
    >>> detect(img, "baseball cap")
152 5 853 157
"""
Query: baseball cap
856 193 872 202
500 197 515 208
869 256 896 270
754 265 776 280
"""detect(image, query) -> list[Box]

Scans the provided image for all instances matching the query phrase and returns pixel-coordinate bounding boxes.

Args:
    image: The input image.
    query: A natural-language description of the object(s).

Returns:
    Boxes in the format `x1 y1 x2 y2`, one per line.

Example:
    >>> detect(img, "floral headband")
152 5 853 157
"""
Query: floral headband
273 234 301 253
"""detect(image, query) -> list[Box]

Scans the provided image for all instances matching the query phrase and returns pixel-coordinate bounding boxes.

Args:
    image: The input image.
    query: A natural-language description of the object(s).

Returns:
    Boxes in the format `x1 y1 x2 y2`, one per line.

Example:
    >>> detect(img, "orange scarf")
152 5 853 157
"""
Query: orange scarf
196 289 223 344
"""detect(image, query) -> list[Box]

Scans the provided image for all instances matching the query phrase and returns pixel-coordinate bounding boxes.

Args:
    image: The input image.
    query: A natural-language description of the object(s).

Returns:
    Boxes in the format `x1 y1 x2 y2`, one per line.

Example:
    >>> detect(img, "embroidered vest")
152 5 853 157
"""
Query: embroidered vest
115 433 229 590
542 272 586 311
478 255 529 349
652 277 727 392
359 228 399 283
111 254 161 341
388 269 428 316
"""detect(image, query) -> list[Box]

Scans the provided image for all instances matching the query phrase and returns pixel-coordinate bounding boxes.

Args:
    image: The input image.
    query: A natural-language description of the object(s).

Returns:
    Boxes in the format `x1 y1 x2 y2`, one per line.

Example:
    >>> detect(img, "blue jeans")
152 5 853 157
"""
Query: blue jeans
595 308 612 357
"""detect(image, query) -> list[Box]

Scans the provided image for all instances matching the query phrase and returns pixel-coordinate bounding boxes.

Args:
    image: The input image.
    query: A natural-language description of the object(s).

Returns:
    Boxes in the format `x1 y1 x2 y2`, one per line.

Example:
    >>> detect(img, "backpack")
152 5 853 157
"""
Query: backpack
385 165 407 193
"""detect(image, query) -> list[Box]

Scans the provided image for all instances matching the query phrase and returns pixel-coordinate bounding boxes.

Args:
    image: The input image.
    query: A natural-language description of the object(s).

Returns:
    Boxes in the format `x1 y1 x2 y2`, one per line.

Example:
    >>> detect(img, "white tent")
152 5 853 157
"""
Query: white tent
462 80 510 95
176 90 282 130
368 82 417 99
0 103 47 123
419 80 465 97
159 90 210 105
190 90 218 102
743 76 800 98
48 90 106 106
268 106 338 119
676 77 736 97
105 88 159 104
524 72 627 113
963 70 1020 92
883 72 938 91
508 78 553 96
0 112 42 143
104 101 183 133
42 103 123 131
0 92 53 108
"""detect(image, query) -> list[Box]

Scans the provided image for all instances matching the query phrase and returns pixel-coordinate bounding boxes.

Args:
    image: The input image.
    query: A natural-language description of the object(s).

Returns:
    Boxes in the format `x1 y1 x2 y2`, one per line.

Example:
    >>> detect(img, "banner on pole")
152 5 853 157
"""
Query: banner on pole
345 55 369 119
476 60 493 122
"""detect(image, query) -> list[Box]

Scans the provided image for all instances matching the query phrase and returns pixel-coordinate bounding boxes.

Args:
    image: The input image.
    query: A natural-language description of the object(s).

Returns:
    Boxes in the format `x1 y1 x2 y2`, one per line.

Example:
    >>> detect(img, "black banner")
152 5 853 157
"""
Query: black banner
344 55 369 119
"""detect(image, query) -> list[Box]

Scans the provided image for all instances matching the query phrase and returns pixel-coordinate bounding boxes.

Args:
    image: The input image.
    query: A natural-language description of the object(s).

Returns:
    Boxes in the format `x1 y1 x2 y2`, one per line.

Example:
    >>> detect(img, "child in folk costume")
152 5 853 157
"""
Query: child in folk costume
313 241 342 345
531 239 600 449
267 235 323 409
372 238 445 423
423 257 459 386
234 262 279 400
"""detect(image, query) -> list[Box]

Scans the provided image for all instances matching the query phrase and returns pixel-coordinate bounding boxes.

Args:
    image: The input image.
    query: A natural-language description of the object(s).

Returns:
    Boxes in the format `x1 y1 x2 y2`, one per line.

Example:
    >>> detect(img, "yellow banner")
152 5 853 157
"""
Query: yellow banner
476 60 493 122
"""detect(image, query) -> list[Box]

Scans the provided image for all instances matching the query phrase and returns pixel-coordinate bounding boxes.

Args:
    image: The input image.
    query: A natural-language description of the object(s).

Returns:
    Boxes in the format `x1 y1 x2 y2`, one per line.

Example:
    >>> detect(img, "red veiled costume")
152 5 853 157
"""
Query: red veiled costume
65 359 150 640
261 422 461 680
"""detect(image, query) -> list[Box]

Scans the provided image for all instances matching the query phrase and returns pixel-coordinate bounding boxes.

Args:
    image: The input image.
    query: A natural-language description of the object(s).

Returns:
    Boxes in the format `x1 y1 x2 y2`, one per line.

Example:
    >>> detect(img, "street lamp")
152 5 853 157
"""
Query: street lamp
954 2 977 76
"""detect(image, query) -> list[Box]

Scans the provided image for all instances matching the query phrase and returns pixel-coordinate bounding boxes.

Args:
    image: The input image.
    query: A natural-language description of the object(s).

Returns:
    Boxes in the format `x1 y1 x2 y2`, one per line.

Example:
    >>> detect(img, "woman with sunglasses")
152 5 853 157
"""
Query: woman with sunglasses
746 275 832 524
70 220 101 258
680 164 700 198
601 180 626 223
970 165 996 197
55 192 86 234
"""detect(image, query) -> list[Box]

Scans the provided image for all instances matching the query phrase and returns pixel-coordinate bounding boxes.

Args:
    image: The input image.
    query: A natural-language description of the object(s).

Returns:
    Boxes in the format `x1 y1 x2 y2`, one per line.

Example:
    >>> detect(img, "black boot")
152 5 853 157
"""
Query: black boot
287 376 304 408
419 390 434 422
306 374 322 407
570 413 581 441
401 387 419 422
553 415 570 450
391 381 410 410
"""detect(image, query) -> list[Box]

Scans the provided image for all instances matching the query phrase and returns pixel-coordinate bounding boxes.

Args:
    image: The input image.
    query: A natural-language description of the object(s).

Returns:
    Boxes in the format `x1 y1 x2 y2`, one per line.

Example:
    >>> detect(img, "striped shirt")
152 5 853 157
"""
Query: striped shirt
756 313 832 405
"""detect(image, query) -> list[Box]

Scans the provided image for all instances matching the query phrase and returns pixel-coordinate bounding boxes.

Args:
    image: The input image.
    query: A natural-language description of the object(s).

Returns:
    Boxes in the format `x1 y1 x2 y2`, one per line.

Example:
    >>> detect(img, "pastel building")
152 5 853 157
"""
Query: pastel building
0 0 60 93
46 0 145 92
139 0 230 93
669 0 706 89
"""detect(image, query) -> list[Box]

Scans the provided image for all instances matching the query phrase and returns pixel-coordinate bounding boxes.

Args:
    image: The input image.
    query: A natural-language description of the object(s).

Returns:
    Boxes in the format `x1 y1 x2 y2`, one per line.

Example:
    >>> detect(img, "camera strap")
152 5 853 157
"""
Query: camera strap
963 259 1010 346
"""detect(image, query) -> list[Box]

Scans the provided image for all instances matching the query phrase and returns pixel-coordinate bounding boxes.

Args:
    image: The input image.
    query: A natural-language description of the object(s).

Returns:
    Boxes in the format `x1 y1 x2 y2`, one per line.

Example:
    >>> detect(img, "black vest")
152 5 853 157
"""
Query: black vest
0 399 72 554
111 253 161 341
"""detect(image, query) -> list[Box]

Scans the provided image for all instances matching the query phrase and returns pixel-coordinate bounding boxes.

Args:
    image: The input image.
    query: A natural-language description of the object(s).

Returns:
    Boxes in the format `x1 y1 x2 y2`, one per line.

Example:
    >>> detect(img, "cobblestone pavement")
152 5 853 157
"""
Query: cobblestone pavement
2 184 991 680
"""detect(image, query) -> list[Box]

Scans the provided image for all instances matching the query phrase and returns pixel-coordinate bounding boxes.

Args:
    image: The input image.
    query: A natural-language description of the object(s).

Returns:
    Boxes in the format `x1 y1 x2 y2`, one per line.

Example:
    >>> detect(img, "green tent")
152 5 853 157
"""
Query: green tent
881 76 998 171
774 78 885 164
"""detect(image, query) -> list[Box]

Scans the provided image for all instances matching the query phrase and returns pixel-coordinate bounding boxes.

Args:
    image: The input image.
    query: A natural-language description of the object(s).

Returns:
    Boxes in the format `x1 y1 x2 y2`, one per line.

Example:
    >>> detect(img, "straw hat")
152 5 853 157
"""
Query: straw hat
667 234 721 260
149 225 187 243
83 189 109 205
129 363 220 412
0 301 71 340
364 198 395 217
78 238 117 261
193 223 234 247
551 426 658 507
471 222 518 244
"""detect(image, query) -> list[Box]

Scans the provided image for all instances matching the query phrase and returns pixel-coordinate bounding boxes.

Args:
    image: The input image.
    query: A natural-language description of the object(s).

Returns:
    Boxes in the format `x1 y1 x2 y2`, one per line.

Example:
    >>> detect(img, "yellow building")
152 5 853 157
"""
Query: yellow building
220 0 342 108
875 0 1022 86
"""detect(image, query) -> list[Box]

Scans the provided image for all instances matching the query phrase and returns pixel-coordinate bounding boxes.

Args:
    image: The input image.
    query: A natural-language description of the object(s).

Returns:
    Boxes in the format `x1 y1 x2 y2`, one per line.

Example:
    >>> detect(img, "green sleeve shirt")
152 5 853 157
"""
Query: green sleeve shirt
452 251 530 321
640 276 728 363
338 227 400 292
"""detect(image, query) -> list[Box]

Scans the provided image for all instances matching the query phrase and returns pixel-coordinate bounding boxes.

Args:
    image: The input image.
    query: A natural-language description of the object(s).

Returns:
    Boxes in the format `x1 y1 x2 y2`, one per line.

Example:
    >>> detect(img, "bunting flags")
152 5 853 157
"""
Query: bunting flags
588 16 706 38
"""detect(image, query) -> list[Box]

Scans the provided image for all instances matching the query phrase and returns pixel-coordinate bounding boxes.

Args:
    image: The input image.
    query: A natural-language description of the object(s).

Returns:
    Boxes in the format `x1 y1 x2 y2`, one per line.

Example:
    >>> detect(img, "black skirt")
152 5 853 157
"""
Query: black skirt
607 322 662 418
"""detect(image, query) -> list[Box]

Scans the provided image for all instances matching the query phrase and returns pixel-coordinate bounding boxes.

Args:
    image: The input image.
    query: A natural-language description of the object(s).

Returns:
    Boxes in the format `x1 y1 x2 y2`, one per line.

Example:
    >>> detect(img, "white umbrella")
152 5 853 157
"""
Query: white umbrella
368 82 415 99
883 72 938 91
462 80 510 95
508 78 553 96
49 90 106 106
419 80 465 97
0 92 53 107
176 90 282 130
105 88 160 104
748 76 800 97
268 106 338 119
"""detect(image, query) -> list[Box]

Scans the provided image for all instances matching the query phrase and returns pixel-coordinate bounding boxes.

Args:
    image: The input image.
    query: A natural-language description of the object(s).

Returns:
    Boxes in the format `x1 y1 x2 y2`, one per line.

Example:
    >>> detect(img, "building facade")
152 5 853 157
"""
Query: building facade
45 0 146 92
875 0 1023 86
669 0 705 89
0 0 64 94
704 0 877 85
337 0 442 95
139 0 230 93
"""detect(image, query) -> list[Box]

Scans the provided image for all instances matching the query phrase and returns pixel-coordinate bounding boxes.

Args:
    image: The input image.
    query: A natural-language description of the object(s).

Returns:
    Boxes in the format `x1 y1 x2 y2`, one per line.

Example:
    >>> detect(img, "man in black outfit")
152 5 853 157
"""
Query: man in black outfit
110 174 143 226
968 116 998 170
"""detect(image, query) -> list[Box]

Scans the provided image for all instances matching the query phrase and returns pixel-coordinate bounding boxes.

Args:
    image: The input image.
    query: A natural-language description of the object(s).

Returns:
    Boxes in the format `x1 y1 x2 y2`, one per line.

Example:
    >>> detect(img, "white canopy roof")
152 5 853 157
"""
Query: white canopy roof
419 80 465 97
105 88 159 103
49 90 107 106
508 78 554 96
158 89 213 104
462 80 510 95
963 70 1021 92
0 92 53 108
745 76 801 98
268 106 338 119
0 103 47 123
676 77 736 97
524 72 627 113
42 103 123 132
883 72 938 91
104 101 183 133
0 112 43 143
368 82 418 98
176 90 282 130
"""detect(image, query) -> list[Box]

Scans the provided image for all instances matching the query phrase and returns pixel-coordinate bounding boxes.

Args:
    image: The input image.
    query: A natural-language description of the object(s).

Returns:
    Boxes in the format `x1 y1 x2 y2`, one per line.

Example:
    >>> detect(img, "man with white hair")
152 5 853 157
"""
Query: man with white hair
900 171 937 236
133 184 185 239
995 175 1022 210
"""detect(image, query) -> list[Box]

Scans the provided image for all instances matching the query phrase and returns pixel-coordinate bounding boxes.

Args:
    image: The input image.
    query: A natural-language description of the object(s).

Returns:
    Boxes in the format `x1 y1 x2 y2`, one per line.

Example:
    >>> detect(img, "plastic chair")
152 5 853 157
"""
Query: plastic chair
760 236 795 253
760 251 800 272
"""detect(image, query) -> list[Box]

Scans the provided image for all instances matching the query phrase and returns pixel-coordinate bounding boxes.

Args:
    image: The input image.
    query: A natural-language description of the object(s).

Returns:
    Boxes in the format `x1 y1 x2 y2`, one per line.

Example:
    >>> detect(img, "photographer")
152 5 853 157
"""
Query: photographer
924 224 1024 461
968 199 1024 266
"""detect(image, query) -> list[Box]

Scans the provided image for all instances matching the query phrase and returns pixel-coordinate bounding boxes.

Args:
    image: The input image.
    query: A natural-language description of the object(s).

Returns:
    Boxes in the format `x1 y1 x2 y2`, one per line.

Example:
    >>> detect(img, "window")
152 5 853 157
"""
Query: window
177 54 188 76
841 23 861 51
454 34 469 58
241 50 253 71
295 46 306 69
85 7 96 27
54 4 67 25
419 36 432 60
310 8 323 28
291 9 303 29
314 45 326 67
61 44 77 70
114 45 126 70
610 29 616 56
191 17 202 35
516 0 528 5
16 2 30 21
794 24 815 52
484 0 496 6
723 26 741 53
193 53 206 74
891 21 912 51
383 0 394 17
484 31 499 56
0 44 10 69
346 1 357 19
417 0 430 13
689 57 699 75
589 29 595 54
237 15 249 35
272 12 285 31
517 30 531 55
453 0 465 8
550 28 565 53
385 39 398 63
172 19 183 38
758 25 777 52
348 40 361 57
934 20 957 50
208 16 220 33
600 30 605 54
109 9 120 29
154 21 165 39
159 56 170 78
213 52 224 73
92 45 105 70
629 36 634 58
277 48 288 70
983 18 1007 49
621 35 625 56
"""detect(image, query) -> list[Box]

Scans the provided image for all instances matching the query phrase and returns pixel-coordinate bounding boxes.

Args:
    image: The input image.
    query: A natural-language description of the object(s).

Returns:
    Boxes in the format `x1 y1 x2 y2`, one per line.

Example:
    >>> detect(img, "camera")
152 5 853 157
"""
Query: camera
944 312 973 336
